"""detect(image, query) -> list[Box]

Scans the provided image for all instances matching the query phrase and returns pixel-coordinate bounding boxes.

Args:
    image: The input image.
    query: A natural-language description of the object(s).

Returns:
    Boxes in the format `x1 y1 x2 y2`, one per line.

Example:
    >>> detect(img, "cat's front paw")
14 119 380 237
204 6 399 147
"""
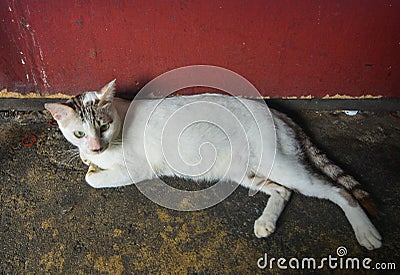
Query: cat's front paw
80 152 91 166
85 164 104 187
85 169 102 188
254 218 276 238
87 163 100 175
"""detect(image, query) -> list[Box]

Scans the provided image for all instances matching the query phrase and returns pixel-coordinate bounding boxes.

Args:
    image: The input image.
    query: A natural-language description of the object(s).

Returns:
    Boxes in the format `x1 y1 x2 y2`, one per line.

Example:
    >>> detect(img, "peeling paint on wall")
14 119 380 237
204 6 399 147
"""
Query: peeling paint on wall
0 88 70 99
4 0 51 94
323 94 383 99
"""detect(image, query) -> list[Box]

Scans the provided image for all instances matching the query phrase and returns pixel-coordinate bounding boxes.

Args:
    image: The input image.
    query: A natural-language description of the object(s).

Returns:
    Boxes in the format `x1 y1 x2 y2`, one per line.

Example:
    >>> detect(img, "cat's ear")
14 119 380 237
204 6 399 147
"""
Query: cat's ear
97 79 116 106
45 103 75 122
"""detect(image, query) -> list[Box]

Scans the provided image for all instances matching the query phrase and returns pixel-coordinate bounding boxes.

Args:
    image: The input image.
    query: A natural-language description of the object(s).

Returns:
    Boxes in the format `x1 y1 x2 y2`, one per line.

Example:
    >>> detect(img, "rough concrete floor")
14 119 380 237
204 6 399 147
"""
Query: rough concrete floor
0 108 399 274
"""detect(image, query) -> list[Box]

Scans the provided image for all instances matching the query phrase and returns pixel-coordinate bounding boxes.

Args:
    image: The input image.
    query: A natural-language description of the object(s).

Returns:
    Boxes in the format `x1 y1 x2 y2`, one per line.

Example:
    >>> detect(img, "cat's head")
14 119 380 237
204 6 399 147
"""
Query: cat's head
45 80 122 155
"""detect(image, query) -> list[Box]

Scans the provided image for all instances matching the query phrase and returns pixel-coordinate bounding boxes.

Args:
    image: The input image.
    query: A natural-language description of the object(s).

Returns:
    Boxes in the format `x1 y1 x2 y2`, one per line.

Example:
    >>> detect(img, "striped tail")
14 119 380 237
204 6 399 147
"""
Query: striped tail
271 109 378 217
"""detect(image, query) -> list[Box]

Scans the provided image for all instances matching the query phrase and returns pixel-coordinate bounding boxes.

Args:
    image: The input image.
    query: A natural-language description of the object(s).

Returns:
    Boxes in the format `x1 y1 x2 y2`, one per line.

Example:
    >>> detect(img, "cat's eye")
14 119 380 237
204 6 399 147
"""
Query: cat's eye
100 123 110 132
74 131 85 138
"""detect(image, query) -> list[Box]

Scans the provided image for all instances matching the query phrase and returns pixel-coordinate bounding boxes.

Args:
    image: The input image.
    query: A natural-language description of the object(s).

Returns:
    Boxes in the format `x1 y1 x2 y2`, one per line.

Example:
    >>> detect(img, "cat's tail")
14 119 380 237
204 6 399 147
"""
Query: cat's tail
299 132 379 217
271 109 378 217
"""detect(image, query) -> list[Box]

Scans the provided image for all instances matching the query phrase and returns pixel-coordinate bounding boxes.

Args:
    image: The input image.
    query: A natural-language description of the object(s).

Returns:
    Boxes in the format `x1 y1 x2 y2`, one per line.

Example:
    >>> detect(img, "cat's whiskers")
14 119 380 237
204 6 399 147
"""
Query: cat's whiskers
67 151 80 164
64 148 79 153
62 147 80 164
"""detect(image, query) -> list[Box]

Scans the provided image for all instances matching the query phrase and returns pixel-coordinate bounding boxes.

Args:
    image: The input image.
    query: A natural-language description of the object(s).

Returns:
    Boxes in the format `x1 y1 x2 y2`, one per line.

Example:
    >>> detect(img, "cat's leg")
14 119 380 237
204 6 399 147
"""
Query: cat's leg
335 191 382 250
317 187 381 250
253 180 292 238
239 175 292 238
85 165 132 188
270 155 382 250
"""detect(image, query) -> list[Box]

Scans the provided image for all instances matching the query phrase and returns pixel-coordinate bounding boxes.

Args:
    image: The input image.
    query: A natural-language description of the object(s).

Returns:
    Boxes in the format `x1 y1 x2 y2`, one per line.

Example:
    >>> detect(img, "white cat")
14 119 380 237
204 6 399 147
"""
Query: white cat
45 80 382 250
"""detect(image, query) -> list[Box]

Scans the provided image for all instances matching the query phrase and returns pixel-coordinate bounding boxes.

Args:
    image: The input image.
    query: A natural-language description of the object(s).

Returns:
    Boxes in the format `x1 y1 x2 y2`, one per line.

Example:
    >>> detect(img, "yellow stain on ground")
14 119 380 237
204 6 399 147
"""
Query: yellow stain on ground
156 208 183 223
94 255 124 275
127 208 237 272
41 217 55 230
113 228 123 237
39 245 65 273
40 217 59 237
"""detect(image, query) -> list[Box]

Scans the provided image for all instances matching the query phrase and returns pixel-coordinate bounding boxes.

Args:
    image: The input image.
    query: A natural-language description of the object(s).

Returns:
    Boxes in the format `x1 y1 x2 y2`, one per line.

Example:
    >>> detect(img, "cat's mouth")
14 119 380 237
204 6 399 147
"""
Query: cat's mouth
89 145 108 154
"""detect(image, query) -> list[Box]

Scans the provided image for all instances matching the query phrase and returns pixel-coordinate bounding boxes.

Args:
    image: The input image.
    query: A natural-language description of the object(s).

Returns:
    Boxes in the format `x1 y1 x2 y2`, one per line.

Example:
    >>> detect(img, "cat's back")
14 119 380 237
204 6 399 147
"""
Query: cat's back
126 93 272 131
123 93 276 179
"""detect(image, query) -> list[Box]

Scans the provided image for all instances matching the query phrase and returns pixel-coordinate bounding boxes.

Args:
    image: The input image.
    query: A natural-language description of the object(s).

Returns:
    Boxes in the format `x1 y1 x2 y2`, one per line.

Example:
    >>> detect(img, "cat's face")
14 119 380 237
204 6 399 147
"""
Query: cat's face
45 80 122 155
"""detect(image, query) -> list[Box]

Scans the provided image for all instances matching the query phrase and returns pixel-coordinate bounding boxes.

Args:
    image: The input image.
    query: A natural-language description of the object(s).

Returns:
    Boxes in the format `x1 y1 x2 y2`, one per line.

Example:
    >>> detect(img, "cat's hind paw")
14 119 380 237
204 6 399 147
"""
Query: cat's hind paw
254 218 276 238
354 224 382 250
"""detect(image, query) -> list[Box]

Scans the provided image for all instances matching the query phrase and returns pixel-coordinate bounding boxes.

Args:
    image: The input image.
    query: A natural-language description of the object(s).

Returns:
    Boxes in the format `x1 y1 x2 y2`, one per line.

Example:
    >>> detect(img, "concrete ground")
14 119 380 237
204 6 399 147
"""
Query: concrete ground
0 106 399 273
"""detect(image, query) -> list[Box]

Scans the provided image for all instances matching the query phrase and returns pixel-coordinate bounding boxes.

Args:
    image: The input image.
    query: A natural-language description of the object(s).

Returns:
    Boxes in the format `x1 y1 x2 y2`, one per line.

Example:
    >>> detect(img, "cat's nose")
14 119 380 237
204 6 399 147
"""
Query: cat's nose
89 137 102 153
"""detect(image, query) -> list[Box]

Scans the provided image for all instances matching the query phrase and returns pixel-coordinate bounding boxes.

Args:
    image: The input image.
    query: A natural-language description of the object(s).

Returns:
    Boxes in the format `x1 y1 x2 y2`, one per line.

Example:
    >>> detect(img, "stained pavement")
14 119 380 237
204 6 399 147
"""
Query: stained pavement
0 107 399 273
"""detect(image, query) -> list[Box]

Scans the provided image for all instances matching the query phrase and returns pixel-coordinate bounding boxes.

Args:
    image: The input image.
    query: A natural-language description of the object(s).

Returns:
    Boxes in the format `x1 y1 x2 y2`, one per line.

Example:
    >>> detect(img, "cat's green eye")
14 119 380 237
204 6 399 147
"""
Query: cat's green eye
100 123 110 132
74 131 85 138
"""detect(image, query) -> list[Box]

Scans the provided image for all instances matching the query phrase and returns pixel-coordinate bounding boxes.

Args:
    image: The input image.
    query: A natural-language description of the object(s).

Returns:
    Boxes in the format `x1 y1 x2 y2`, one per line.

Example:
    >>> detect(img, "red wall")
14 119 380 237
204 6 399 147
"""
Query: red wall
1 0 399 97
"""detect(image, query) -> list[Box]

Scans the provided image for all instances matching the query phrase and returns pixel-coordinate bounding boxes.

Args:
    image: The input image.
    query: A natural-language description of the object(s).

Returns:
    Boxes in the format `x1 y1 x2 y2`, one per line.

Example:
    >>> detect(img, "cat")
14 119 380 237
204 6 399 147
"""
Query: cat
45 80 382 250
